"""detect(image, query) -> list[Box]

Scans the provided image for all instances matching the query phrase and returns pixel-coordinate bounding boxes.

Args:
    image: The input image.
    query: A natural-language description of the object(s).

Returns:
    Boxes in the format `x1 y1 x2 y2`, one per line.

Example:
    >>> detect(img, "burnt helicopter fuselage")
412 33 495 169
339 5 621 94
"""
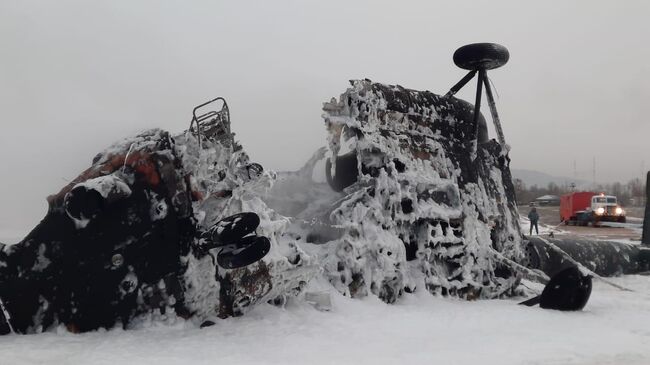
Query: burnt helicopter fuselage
3 72 647 335
0 130 195 334
0 116 311 335
315 80 524 302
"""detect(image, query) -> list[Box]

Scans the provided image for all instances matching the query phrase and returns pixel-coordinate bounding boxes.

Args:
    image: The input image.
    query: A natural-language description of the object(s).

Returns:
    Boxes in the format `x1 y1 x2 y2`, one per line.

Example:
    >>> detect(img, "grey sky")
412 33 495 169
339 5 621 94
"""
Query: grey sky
1 0 649 234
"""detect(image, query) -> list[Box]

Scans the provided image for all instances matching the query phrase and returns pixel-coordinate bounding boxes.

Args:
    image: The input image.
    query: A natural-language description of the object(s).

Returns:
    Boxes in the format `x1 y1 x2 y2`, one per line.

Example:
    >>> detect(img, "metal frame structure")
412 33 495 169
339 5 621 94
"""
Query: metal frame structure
189 97 230 148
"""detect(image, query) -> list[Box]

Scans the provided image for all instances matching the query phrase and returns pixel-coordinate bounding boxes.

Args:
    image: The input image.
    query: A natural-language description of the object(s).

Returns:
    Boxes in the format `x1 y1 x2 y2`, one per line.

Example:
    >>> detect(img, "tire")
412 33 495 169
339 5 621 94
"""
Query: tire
217 236 271 269
211 212 260 246
453 43 510 70
618 216 626 223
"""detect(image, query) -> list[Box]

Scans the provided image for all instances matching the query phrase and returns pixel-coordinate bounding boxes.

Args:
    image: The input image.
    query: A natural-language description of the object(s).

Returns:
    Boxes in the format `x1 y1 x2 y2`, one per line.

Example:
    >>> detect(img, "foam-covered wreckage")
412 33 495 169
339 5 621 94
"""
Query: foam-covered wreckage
292 80 524 302
10 67 626 334
0 79 526 335
0 107 315 334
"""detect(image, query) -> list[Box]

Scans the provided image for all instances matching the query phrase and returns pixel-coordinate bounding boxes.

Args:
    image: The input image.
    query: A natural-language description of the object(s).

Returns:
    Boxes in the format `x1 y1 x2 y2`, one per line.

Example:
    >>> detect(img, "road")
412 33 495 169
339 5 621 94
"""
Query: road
519 205 645 241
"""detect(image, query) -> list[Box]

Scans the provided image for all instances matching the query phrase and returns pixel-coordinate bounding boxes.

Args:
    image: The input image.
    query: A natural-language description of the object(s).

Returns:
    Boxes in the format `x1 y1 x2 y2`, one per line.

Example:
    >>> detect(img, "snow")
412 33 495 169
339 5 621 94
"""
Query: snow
519 215 644 242
520 216 554 236
1 271 649 365
77 175 132 200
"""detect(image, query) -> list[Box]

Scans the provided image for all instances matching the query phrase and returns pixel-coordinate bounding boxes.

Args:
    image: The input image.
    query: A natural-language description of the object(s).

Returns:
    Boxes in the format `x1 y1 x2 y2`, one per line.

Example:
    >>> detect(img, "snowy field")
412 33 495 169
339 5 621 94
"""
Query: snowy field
2 230 650 365
2 276 649 365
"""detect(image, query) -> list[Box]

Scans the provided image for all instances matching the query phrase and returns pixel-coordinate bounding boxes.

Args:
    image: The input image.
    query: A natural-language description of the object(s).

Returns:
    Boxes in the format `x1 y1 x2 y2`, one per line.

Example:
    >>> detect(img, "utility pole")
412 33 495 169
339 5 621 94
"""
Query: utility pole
641 171 650 246
592 156 596 188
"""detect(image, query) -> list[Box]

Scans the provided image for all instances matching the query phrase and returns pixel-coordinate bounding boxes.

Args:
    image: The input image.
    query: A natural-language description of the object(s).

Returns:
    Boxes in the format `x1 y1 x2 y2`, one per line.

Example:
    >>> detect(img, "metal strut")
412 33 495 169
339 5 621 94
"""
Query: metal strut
642 171 650 246
483 74 507 148
444 70 477 98
446 68 508 156
189 97 231 149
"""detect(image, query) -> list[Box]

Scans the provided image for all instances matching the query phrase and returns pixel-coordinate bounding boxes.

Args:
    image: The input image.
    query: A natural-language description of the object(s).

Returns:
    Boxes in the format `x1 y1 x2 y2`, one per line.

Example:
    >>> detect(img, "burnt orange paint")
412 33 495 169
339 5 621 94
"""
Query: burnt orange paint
48 151 161 207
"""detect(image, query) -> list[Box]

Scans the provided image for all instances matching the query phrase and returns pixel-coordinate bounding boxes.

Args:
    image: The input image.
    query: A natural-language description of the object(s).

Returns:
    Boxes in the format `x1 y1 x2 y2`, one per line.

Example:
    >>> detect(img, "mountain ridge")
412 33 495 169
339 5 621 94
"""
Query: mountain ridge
511 168 588 189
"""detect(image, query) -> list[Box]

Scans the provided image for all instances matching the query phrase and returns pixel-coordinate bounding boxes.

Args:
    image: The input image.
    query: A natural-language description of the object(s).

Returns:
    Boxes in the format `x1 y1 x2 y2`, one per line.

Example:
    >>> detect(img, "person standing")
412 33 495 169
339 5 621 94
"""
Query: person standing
528 206 539 235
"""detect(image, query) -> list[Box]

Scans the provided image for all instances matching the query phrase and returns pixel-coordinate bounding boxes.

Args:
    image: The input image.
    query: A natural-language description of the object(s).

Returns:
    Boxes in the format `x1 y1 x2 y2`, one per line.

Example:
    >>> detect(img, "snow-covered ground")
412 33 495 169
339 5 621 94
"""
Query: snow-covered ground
1 275 649 365
3 231 650 365
519 214 644 242
519 216 555 236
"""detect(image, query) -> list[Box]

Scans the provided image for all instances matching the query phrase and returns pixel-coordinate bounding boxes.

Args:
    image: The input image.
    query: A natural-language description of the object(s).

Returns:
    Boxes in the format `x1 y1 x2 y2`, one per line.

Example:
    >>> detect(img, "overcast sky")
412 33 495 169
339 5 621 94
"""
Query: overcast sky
1 0 649 235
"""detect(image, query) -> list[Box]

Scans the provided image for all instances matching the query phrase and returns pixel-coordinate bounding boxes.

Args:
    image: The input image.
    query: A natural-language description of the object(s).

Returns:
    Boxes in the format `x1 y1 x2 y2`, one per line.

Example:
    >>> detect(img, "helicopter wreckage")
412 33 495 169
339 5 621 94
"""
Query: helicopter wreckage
1 43 649 335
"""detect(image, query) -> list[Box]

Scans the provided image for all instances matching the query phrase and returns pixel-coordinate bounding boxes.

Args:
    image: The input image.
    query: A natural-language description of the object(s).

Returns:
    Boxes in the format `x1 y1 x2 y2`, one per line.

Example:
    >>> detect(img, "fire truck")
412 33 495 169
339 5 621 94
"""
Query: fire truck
560 192 626 226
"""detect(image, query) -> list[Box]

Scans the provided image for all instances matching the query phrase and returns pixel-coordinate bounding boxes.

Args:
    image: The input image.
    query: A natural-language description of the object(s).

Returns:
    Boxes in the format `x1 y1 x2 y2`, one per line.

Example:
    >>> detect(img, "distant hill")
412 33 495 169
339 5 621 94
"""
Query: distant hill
511 169 589 189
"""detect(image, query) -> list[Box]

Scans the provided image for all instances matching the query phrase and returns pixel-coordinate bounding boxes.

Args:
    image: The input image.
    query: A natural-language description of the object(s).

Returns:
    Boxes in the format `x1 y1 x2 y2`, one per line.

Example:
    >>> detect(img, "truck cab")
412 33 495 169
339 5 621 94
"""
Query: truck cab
590 194 626 223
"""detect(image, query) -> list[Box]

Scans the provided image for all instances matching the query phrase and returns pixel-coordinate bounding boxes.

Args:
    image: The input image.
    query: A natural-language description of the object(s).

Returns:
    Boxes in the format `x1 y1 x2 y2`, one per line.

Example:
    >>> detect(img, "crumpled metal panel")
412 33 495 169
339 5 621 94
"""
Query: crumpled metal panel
321 80 523 302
